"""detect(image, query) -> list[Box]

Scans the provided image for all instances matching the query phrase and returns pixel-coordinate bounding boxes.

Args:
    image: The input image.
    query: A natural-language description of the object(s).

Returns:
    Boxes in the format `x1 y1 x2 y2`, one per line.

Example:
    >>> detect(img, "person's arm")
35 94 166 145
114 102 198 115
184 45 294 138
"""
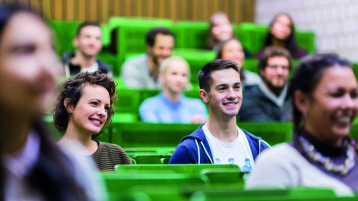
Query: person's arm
169 143 195 164
120 59 143 88
245 147 291 189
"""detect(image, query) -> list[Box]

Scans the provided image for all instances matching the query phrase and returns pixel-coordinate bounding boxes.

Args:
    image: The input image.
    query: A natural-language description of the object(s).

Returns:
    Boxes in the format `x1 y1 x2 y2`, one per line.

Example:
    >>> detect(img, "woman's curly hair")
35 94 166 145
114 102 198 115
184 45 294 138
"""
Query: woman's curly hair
53 71 116 135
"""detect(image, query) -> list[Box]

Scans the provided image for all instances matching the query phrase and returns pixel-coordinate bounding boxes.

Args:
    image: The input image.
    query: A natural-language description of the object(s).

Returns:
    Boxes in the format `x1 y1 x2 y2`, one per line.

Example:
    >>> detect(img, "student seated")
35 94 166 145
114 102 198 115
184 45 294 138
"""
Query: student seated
246 53 358 196
239 47 292 122
256 13 307 59
62 21 112 78
121 27 175 89
169 59 270 171
216 38 261 88
54 71 131 171
139 56 207 123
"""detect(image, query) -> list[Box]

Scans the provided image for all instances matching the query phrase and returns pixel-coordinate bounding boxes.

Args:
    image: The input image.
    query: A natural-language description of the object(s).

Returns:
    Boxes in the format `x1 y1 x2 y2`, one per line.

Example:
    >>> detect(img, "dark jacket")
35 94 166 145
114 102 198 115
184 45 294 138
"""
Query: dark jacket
169 126 270 164
239 83 292 122
62 52 111 77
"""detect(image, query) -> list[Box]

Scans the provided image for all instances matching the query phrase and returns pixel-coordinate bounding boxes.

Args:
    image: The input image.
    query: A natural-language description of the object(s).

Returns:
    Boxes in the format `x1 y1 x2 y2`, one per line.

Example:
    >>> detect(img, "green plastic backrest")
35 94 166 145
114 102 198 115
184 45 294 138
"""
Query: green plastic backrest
115 164 239 174
101 171 206 193
200 168 243 184
238 122 293 145
46 19 82 56
174 21 210 49
133 154 172 164
190 187 339 201
110 122 200 147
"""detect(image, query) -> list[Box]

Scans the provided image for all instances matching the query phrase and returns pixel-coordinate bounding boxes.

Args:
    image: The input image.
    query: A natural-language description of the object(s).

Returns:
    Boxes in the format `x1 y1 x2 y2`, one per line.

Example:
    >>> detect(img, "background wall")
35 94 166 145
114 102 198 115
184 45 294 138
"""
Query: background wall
0 0 255 24
255 0 358 62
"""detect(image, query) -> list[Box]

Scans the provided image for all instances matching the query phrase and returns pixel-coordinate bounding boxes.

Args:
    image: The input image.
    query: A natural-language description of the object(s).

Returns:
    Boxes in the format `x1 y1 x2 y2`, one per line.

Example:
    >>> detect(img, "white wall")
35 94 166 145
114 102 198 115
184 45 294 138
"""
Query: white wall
255 0 358 62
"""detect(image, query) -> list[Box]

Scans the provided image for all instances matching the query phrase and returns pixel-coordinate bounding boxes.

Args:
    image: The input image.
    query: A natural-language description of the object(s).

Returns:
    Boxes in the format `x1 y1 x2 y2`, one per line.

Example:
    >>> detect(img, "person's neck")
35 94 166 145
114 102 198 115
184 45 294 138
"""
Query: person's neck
163 88 181 103
60 122 96 155
147 56 159 79
72 51 96 68
206 115 238 142
271 38 286 48
0 111 32 155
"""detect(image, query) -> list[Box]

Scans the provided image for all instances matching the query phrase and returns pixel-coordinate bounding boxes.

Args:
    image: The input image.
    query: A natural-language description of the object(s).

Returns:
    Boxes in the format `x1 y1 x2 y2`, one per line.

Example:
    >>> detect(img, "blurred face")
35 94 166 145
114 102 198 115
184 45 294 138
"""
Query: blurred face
68 85 110 135
270 15 292 40
260 56 290 92
303 66 358 147
74 25 102 58
211 16 233 42
221 40 245 67
148 34 174 65
161 61 189 94
0 12 60 118
201 68 242 119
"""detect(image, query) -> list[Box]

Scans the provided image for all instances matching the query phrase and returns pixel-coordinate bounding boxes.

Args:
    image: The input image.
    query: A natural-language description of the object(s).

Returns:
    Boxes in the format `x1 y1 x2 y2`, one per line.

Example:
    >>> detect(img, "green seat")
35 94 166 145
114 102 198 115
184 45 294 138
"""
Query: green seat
101 171 206 193
132 154 172 164
238 122 293 145
191 187 341 201
110 122 200 148
200 168 243 185
115 164 239 174
174 21 209 49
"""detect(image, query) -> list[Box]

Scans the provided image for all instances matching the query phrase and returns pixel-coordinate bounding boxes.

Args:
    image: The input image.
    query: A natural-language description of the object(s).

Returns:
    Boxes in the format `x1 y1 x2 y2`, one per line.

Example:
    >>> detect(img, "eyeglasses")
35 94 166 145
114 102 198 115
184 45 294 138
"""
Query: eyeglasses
267 65 290 70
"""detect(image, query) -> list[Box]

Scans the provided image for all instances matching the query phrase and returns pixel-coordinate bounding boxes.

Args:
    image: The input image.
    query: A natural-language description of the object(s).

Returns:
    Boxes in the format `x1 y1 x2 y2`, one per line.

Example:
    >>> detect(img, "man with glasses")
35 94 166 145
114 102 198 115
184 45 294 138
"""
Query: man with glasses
239 47 292 122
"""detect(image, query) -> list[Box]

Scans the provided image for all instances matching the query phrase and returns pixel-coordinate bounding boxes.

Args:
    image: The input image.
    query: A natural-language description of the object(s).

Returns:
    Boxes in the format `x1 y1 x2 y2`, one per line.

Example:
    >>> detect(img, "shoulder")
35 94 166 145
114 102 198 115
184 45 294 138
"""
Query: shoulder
96 59 111 72
59 142 107 201
61 51 75 63
241 128 270 151
140 95 162 108
122 54 146 67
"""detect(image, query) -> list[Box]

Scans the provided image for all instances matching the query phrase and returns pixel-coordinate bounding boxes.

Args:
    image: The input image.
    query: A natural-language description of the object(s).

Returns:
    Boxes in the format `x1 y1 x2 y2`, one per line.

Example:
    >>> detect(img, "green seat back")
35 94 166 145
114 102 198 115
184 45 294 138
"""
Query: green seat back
174 21 209 49
238 122 293 145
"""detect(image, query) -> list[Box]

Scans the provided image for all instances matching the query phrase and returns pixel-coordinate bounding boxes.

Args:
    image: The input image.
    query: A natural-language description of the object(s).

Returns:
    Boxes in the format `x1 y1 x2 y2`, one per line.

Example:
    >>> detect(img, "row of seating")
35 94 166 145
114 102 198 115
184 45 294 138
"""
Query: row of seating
102 164 357 201
46 17 315 76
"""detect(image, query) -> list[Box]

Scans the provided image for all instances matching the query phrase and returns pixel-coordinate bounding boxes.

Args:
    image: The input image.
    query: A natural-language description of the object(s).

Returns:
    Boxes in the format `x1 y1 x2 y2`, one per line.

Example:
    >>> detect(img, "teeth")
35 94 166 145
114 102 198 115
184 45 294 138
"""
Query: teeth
91 119 101 124
339 117 350 123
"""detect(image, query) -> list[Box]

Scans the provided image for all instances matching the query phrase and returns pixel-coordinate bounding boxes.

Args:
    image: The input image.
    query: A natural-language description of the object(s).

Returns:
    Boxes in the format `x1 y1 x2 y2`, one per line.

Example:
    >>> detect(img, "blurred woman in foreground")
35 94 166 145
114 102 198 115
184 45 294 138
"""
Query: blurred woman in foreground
246 53 358 196
0 3 104 201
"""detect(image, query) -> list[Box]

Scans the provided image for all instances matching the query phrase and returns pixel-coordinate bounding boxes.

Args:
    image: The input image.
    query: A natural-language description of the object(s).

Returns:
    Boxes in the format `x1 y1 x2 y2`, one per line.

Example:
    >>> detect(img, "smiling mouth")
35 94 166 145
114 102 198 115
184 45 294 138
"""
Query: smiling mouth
89 118 103 126
223 102 238 106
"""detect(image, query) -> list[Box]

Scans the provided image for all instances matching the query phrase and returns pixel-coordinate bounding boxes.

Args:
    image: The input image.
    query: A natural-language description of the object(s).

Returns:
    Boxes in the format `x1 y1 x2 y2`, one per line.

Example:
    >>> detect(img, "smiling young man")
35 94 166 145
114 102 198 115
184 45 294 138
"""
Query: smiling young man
239 47 292 122
62 21 112 78
121 27 175 89
169 59 270 169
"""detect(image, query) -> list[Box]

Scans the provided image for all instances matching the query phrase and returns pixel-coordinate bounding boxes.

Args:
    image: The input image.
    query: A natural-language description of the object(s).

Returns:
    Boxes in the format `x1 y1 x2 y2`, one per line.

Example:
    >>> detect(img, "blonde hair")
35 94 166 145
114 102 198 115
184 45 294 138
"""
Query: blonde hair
159 56 190 79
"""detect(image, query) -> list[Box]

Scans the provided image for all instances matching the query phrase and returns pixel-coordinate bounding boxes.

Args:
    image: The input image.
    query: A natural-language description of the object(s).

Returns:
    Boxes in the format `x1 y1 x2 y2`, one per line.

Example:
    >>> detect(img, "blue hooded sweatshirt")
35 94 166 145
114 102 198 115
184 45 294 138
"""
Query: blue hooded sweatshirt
169 125 270 164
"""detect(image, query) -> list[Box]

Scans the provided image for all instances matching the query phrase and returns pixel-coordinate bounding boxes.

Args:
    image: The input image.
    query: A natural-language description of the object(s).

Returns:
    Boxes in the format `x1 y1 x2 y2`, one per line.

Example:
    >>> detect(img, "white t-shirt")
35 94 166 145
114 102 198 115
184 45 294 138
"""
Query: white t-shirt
80 62 99 73
203 124 254 171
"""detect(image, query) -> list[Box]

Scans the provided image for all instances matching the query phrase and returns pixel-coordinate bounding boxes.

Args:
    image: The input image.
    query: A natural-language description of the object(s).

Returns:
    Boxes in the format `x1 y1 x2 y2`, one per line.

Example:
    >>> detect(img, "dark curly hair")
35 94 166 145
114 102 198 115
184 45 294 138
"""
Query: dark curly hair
53 71 116 136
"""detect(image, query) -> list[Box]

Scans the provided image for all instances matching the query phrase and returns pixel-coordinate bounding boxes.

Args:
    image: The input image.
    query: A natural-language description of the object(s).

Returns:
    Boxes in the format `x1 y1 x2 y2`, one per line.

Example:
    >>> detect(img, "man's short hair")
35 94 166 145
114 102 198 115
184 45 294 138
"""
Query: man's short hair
198 59 240 92
258 47 292 71
76 21 101 36
145 27 175 47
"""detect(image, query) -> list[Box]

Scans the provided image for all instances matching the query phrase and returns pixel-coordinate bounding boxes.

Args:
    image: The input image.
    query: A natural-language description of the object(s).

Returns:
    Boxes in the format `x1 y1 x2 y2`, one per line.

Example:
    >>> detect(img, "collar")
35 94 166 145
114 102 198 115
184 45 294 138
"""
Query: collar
3 131 41 177
301 128 347 157
258 81 288 107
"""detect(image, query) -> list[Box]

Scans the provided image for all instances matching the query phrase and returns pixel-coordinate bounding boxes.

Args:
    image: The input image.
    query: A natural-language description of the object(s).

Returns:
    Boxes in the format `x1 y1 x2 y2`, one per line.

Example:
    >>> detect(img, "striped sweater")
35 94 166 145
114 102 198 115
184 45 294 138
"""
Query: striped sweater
91 141 131 171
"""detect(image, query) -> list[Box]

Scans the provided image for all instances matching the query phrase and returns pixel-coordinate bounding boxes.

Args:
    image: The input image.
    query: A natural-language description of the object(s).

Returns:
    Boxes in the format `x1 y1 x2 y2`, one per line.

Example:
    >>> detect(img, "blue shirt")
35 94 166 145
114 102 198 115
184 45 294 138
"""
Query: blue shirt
139 92 208 123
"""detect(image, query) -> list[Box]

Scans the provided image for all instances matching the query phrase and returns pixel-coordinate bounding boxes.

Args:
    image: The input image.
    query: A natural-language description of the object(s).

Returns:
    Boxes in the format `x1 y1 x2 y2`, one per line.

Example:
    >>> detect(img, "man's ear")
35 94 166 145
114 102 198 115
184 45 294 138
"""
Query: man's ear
199 89 209 103
64 98 74 114
73 37 79 48
294 90 308 116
